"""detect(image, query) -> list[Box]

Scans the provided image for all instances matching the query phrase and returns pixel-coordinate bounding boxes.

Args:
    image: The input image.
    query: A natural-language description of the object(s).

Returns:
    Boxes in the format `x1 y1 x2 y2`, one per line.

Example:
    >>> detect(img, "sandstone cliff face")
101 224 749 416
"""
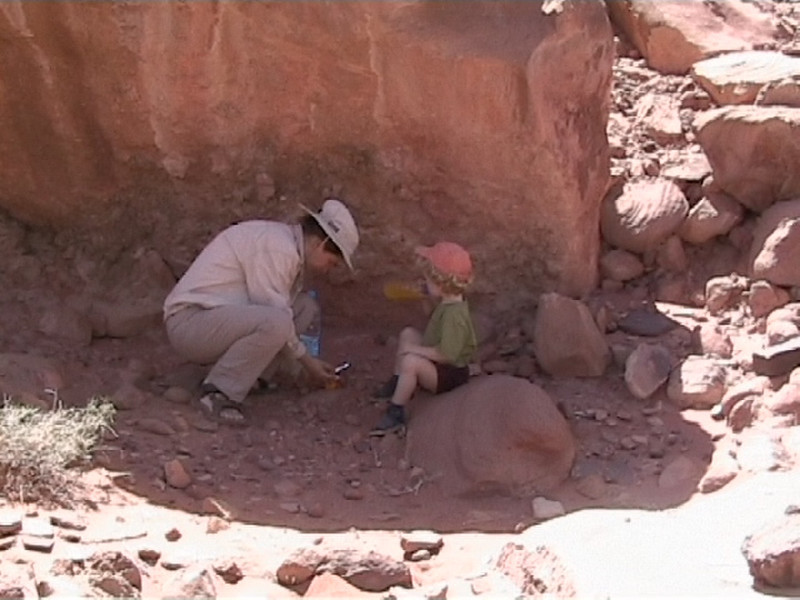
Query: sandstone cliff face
0 1 612 297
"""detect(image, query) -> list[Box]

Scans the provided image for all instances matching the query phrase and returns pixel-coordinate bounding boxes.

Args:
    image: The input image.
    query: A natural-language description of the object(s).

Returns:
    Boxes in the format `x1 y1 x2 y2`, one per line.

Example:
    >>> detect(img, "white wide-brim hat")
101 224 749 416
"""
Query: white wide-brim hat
300 198 359 270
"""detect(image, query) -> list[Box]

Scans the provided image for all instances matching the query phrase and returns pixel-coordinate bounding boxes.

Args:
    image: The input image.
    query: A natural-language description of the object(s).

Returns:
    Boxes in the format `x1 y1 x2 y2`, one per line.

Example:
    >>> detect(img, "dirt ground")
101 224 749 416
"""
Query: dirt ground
29 269 725 528
2 246 772 598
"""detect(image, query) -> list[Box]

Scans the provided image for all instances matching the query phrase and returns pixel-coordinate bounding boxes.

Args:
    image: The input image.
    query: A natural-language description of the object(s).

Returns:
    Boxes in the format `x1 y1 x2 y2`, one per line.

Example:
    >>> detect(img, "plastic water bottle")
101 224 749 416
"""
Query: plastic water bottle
300 290 321 357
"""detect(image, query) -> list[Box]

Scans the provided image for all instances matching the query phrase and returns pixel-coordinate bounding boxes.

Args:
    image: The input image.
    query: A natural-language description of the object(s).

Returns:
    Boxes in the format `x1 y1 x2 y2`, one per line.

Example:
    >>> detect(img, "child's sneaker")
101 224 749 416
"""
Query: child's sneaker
372 374 399 399
369 403 406 436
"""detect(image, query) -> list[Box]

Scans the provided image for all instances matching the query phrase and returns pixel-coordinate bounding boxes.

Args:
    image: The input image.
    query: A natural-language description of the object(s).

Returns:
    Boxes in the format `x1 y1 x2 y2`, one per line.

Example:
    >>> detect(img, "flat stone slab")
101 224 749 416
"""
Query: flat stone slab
0 511 23 536
753 337 800 377
692 51 800 105
22 535 55 553
618 308 680 337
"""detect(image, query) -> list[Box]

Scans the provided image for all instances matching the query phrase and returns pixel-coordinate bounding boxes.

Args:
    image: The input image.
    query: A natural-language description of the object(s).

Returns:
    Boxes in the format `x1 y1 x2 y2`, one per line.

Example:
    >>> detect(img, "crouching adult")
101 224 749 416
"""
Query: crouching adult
163 198 359 425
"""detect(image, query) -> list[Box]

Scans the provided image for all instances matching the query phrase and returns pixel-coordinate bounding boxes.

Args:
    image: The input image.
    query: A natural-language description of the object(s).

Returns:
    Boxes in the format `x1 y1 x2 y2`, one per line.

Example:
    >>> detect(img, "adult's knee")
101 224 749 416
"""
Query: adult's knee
255 309 293 343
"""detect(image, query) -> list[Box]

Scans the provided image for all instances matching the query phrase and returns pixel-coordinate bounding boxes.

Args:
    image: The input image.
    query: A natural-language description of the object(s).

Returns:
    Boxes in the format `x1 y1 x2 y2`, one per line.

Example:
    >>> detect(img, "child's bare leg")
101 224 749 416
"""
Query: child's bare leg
391 354 438 406
371 353 435 436
394 327 422 373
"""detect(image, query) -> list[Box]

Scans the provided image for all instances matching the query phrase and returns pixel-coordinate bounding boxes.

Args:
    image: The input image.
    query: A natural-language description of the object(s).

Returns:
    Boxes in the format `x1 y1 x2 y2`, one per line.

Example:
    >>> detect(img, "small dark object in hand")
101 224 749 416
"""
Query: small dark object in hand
334 361 351 375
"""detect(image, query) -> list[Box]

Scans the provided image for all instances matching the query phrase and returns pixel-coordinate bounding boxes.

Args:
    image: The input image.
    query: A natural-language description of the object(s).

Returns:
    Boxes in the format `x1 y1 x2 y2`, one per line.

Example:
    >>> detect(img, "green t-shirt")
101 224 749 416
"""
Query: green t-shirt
422 300 477 367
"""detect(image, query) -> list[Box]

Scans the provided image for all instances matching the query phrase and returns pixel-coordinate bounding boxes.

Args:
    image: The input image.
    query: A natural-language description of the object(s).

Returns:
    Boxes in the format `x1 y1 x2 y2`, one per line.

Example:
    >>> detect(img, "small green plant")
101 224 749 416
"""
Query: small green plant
0 395 116 505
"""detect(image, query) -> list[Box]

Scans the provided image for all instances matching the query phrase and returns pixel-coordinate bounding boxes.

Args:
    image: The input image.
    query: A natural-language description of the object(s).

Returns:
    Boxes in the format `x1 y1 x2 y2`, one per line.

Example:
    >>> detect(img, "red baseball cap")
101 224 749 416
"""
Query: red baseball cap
415 241 473 281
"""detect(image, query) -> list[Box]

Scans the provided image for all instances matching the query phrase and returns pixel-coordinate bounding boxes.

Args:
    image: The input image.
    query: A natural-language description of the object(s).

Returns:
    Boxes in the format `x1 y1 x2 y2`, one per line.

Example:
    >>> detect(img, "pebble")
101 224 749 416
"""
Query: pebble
343 488 364 501
647 416 665 428
274 480 302 498
409 549 431 561
279 502 301 514
400 530 444 553
206 517 230 534
164 459 192 489
139 548 161 565
163 386 192 404
616 409 633 421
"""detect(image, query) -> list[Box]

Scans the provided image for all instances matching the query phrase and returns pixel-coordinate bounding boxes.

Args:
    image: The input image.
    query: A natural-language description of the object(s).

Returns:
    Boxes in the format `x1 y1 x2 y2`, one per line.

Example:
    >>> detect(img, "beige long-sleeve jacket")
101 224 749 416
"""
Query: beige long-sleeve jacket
163 220 307 358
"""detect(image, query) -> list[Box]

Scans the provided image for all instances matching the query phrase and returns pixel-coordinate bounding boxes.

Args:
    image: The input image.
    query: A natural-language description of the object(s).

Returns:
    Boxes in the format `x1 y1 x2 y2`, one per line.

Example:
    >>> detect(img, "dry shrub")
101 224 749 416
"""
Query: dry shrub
0 396 115 505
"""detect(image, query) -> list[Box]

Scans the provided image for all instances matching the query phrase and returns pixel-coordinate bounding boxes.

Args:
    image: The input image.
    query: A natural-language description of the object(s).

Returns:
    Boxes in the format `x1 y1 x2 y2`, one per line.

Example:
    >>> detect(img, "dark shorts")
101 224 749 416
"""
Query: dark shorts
435 363 470 394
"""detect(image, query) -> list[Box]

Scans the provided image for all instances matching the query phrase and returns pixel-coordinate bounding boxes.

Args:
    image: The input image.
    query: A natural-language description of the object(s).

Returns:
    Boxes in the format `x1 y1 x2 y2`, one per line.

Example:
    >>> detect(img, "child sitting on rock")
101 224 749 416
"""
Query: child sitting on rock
370 241 478 436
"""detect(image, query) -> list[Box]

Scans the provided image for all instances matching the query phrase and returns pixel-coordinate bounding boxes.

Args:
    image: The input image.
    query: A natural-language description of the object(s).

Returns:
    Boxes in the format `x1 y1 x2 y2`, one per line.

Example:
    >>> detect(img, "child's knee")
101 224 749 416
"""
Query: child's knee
399 352 428 374
398 326 420 343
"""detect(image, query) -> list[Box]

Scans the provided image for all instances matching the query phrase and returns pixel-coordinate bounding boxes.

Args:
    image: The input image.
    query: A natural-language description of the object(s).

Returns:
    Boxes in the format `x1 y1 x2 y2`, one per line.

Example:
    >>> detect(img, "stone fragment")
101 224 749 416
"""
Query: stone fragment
534 293 610 377
753 337 800 377
531 497 566 520
600 249 644 282
742 510 800 589
164 459 192 489
87 551 142 599
617 307 679 336
201 497 234 519
161 565 216 599
679 192 743 245
206 516 230 534
400 531 443 554
695 107 800 212
49 511 87 531
624 343 673 400
138 548 161 566
698 449 739 493
0 536 15 551
705 274 748 315
20 535 55 552
667 355 727 410
213 560 244 584
304 572 372 599
601 179 689 253
163 386 193 404
111 383 149 410
692 51 800 105
0 511 23 536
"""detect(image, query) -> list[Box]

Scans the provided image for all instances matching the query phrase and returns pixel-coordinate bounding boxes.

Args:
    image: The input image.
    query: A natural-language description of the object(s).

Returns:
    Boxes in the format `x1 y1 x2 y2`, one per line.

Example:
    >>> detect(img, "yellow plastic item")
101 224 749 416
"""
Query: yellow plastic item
383 281 427 301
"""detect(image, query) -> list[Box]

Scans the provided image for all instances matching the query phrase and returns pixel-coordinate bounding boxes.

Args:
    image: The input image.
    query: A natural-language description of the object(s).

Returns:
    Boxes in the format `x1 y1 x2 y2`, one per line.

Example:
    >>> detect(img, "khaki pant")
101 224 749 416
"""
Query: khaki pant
165 294 317 403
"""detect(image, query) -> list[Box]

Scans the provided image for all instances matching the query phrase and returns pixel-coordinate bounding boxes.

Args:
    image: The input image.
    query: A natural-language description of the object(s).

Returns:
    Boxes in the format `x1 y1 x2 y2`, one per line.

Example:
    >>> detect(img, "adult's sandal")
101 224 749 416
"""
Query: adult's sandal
198 391 247 427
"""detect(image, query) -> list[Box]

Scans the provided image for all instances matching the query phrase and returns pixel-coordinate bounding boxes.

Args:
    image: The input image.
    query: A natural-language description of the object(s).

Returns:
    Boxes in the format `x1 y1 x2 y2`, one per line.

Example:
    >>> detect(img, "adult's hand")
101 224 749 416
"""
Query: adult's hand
299 354 338 387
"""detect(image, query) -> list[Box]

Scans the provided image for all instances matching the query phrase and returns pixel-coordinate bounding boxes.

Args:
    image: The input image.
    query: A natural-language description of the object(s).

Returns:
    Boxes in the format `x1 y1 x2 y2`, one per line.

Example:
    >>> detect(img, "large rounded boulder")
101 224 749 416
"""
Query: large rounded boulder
601 180 689 253
406 375 575 496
